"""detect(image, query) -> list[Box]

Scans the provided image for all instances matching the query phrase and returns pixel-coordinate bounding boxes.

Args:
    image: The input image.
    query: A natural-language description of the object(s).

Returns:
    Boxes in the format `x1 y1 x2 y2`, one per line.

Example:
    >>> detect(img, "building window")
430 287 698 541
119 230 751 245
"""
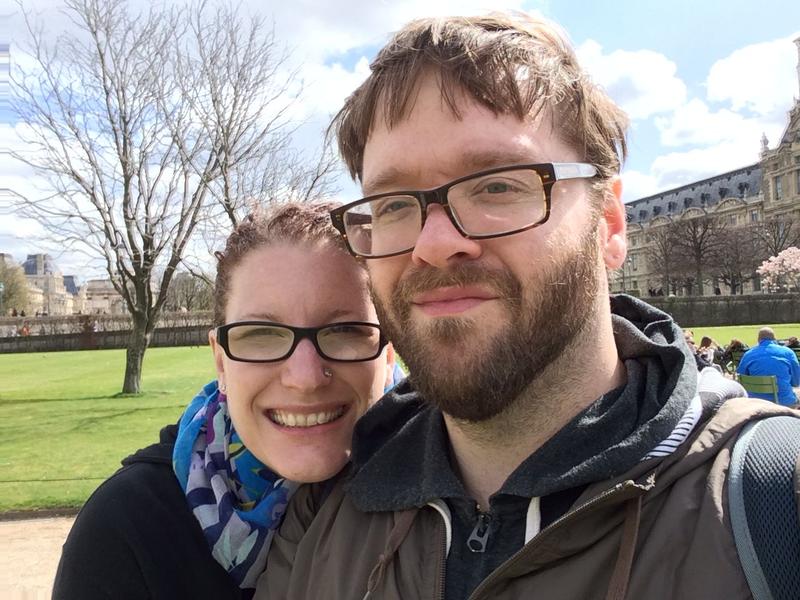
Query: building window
774 176 782 200
629 236 637 247
631 255 638 271
729 215 737 225
796 170 800 194
750 210 759 223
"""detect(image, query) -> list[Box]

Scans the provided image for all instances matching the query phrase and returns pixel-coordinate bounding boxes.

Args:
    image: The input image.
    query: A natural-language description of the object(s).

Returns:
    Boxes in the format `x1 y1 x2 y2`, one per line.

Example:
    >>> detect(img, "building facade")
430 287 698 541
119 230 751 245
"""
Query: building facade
0 253 126 316
613 37 800 297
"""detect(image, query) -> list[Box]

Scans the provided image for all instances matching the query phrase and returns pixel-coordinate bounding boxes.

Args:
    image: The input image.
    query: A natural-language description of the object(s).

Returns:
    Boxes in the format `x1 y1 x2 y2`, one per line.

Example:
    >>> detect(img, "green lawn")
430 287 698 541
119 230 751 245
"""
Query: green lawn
0 346 216 512
3 324 799 513
684 324 800 347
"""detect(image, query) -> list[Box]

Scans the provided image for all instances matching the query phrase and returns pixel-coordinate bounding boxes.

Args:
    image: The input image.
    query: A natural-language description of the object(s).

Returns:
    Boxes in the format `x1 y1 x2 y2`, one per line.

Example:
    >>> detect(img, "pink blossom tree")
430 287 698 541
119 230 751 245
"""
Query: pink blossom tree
757 246 800 293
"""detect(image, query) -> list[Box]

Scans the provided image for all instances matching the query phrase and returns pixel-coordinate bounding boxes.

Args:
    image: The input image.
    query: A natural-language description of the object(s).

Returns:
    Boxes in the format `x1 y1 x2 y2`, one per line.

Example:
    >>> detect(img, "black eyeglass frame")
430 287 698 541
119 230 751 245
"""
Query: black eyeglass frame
215 320 388 363
330 162 598 259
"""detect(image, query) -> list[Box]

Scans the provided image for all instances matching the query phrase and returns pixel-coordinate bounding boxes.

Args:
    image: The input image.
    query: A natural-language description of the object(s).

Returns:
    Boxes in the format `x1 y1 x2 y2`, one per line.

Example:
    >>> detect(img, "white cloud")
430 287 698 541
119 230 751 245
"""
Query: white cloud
577 40 687 120
649 145 760 192
632 34 798 199
654 98 765 148
706 33 800 116
292 57 371 119
620 169 659 203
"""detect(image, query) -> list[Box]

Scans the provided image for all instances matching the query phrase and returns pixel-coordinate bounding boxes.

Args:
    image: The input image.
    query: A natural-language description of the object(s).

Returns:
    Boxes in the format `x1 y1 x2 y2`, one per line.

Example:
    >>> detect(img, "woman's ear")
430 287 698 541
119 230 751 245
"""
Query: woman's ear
599 176 627 269
208 329 226 388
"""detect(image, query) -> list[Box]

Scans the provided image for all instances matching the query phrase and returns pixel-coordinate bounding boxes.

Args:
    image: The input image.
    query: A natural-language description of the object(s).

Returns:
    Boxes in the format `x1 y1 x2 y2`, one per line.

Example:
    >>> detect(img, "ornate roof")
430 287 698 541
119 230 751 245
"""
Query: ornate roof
23 253 60 276
624 163 762 225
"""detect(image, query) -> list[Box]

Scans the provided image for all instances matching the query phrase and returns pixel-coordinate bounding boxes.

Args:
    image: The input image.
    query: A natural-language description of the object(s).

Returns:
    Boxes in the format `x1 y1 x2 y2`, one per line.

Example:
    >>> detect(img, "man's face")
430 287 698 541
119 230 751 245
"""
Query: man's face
361 74 614 421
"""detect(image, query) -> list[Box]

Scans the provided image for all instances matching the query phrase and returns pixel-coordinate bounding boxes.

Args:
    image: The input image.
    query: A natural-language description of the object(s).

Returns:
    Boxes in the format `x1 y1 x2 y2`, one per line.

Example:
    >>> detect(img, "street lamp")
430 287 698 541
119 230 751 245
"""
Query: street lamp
621 257 633 294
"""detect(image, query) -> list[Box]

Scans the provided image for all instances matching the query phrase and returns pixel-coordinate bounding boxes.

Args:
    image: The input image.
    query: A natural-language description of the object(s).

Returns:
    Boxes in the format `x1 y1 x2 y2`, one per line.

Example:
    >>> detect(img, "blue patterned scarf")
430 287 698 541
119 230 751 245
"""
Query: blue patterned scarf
173 381 298 597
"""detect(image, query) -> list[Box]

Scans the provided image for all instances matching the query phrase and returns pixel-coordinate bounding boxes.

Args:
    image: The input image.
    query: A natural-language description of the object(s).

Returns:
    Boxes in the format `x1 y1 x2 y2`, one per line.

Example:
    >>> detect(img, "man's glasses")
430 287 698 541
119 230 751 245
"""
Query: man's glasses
330 162 598 258
215 321 387 363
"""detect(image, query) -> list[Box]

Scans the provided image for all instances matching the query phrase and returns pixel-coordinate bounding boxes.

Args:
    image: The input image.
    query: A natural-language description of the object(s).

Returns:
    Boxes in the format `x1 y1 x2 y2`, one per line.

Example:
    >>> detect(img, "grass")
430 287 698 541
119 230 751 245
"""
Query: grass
684 324 800 347
2 323 799 513
0 346 216 512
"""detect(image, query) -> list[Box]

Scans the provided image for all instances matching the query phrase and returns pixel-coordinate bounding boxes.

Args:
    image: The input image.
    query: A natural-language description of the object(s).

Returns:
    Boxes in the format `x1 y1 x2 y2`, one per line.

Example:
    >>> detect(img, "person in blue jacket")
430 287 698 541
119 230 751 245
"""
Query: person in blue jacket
737 326 800 407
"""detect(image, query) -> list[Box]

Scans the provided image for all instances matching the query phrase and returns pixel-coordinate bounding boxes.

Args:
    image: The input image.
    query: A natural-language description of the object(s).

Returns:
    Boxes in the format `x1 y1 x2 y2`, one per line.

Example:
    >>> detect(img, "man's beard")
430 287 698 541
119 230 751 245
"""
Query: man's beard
372 229 601 422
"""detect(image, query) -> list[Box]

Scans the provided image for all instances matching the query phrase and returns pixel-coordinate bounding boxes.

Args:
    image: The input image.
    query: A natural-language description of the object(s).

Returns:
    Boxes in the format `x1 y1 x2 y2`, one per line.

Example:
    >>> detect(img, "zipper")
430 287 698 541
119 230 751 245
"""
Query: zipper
426 499 452 600
466 480 646 599
467 508 491 553
436 515 447 600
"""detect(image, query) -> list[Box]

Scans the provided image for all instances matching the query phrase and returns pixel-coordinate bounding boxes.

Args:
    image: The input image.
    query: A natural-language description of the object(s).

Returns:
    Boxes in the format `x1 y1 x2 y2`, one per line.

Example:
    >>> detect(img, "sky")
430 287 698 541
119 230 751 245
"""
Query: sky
1 0 799 279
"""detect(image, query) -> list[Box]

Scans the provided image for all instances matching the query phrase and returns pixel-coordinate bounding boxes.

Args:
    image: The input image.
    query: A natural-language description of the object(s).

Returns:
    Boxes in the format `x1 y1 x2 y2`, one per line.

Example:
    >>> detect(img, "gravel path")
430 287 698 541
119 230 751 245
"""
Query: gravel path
0 515 75 599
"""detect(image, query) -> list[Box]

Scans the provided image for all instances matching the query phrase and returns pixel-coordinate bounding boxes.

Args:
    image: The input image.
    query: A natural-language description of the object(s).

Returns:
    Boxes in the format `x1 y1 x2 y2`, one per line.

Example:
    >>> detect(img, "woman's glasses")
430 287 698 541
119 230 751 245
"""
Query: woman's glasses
215 321 387 363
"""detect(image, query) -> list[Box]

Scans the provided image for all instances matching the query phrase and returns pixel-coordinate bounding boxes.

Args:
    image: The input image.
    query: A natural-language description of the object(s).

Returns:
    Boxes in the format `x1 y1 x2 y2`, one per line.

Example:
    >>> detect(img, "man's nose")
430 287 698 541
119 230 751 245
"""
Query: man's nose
411 204 482 268
280 338 331 393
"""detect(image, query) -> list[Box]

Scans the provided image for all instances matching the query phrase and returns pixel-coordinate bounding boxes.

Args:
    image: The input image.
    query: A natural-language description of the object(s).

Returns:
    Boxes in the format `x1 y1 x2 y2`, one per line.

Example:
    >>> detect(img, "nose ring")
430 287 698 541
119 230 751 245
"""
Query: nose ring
322 367 333 378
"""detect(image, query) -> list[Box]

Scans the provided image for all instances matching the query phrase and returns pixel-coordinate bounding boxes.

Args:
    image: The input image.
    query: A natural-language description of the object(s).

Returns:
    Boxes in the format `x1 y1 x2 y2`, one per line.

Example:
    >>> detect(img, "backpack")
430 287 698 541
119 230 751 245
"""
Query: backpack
728 415 800 600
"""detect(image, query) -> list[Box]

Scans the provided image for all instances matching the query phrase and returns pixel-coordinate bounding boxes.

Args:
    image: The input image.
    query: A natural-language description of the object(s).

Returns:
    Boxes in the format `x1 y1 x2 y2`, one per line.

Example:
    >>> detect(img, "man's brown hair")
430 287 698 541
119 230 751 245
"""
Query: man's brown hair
331 13 629 183
213 201 353 326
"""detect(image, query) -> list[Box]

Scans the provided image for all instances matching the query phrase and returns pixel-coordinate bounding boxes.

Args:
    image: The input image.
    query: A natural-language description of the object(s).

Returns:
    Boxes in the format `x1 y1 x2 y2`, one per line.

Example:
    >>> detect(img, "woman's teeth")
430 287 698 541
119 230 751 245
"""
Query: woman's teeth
268 407 345 428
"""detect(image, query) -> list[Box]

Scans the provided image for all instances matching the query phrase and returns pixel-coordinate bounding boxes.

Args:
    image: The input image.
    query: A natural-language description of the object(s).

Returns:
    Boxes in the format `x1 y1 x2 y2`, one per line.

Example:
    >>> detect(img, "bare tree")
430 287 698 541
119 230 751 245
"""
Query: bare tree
705 226 761 294
165 271 213 312
752 215 800 258
7 0 336 393
671 214 728 296
644 220 683 294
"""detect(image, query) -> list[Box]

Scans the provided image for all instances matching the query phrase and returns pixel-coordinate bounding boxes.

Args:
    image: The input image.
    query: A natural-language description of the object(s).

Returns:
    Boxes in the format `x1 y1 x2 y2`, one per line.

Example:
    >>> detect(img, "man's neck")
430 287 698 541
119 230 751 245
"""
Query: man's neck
443 317 626 509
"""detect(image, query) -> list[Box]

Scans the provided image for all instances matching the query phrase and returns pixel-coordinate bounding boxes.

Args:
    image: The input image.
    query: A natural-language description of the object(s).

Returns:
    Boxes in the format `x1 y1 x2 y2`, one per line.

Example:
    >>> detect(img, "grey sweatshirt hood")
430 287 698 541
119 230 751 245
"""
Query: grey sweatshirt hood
347 295 732 511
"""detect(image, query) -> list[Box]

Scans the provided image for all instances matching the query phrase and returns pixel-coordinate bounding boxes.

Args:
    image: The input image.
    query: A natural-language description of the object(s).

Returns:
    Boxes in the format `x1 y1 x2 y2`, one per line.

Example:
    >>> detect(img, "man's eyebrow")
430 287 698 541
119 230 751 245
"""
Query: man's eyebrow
363 150 539 194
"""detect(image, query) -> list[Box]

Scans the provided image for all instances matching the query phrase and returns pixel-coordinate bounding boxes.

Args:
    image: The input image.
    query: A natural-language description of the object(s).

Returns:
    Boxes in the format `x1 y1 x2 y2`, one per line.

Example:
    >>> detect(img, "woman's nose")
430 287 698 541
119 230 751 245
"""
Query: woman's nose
279 338 331 392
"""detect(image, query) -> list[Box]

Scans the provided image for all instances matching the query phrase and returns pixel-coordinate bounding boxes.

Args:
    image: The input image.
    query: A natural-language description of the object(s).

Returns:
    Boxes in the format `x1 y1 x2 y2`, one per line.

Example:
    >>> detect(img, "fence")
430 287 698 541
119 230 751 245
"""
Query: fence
647 293 800 327
0 312 212 354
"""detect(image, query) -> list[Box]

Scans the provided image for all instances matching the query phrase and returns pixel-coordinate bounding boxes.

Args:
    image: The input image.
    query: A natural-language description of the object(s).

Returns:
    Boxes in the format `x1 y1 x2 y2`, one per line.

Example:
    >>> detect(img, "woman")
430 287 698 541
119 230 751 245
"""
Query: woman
697 336 721 366
53 203 396 599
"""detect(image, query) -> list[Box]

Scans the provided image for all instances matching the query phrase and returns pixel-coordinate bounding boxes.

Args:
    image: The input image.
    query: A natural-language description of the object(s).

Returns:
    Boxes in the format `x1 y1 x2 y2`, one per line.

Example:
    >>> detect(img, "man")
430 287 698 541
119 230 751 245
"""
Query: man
257 13 798 600
738 327 800 407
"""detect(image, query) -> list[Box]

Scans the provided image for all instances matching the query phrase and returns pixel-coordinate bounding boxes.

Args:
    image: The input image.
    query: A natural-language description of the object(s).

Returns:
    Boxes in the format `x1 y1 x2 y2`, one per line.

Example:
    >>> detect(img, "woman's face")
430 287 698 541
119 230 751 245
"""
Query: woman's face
210 242 391 483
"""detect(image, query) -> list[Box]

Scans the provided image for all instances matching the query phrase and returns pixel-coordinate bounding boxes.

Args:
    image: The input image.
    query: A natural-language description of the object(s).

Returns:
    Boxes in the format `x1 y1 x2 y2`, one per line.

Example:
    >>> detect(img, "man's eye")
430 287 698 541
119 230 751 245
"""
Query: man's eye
374 198 416 218
483 181 515 193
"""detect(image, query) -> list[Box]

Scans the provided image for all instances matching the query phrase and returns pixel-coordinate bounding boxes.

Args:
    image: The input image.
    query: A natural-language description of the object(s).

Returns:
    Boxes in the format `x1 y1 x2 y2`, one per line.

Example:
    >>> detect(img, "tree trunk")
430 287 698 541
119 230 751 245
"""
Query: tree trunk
122 322 151 394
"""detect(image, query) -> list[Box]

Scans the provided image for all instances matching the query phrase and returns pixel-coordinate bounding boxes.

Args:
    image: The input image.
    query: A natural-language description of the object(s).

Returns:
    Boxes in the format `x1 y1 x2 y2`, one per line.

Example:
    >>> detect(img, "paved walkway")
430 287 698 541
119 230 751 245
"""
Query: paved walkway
0 515 75 599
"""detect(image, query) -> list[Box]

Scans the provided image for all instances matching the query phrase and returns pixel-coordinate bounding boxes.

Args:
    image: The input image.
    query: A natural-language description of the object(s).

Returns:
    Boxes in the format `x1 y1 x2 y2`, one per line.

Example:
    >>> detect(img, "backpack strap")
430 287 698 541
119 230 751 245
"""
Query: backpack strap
729 415 800 600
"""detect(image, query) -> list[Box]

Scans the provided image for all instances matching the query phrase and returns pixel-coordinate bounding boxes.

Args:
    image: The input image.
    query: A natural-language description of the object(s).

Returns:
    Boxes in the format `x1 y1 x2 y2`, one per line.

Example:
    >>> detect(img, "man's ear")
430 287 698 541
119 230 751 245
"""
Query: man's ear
599 176 627 269
208 329 226 388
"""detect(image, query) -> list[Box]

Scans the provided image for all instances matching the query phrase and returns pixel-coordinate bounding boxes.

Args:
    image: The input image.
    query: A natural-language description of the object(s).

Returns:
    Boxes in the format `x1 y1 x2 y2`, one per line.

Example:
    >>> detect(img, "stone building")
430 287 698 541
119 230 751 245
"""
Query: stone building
0 253 126 315
22 254 75 315
614 37 800 297
82 278 126 315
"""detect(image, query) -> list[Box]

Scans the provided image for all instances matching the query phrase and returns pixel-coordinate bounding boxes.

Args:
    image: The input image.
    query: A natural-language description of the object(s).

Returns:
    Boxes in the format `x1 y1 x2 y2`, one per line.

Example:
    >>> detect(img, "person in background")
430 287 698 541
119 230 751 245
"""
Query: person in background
721 337 749 374
697 336 721 368
684 330 713 371
53 203 396 599
738 326 800 408
784 336 799 349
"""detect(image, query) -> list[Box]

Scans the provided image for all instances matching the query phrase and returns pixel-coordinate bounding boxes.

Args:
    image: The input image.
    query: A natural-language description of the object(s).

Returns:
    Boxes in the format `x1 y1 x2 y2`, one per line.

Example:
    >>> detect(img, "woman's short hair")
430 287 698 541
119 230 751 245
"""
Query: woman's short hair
331 13 629 183
213 202 351 326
